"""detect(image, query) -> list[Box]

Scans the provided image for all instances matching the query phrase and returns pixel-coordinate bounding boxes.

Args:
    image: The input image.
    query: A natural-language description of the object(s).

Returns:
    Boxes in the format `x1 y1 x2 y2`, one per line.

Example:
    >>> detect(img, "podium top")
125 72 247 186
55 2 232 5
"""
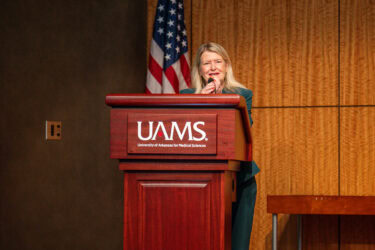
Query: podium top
106 93 247 108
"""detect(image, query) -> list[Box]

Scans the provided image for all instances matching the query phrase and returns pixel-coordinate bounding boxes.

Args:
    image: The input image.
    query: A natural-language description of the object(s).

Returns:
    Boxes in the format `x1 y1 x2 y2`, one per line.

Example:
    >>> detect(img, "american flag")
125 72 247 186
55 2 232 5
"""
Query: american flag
146 0 191 94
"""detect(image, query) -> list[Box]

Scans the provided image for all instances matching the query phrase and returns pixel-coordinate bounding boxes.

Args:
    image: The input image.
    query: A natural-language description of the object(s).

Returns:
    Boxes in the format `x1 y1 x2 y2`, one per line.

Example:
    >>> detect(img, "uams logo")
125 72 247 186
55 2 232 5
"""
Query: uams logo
137 121 207 142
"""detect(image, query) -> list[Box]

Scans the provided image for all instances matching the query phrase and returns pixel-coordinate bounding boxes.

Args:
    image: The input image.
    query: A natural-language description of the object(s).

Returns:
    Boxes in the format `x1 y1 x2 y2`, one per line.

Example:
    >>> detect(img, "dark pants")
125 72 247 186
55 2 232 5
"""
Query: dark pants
232 170 257 250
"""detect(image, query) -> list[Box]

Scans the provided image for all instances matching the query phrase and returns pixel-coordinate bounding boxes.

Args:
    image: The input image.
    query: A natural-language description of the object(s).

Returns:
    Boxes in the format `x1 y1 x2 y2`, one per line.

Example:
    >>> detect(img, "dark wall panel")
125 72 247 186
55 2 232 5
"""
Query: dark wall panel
0 1 146 249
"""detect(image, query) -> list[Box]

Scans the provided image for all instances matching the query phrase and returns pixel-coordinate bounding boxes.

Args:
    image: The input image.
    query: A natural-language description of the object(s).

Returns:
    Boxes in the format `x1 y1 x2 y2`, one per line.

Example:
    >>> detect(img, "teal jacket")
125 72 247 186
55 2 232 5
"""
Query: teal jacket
180 87 260 178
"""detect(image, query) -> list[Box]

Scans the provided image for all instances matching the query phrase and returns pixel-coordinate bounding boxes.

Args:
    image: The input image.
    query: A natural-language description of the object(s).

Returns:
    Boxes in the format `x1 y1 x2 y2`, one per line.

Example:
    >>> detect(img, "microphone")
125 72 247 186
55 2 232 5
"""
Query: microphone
207 77 216 93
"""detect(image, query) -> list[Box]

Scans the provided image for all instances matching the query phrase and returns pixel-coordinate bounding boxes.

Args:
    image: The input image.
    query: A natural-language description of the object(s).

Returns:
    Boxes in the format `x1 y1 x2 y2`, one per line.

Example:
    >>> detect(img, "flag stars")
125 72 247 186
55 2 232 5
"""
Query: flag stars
175 46 180 53
170 0 176 4
168 20 174 27
158 4 164 11
178 3 183 9
166 31 173 38
157 16 164 23
177 25 181 31
176 35 181 42
165 54 171 60
165 42 172 49
182 29 187 36
157 28 164 35
181 40 187 47
169 8 176 15
178 14 182 20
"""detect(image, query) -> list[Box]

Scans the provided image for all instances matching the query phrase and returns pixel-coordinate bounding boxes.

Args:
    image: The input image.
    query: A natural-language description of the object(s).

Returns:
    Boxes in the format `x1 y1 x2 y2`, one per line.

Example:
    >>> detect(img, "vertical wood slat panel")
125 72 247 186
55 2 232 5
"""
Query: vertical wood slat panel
252 108 338 196
340 107 375 195
251 107 338 250
340 107 375 250
147 0 192 66
192 0 338 107
340 0 375 106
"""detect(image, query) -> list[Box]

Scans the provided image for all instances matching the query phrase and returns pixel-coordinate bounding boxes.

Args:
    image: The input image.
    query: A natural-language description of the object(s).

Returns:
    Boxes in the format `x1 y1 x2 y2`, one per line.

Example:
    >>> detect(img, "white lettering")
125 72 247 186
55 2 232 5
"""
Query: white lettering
137 120 208 142
152 122 171 140
137 121 153 141
170 121 192 140
192 121 206 141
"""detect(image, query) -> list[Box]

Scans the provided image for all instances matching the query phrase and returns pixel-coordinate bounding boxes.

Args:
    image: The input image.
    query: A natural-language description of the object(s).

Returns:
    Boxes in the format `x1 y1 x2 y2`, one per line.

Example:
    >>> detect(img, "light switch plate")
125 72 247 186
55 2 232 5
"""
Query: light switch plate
45 121 62 140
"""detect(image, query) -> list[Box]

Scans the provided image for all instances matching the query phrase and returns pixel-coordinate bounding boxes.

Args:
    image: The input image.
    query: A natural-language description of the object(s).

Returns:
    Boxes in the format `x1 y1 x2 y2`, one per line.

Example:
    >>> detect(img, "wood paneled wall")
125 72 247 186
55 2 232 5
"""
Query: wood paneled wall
340 0 375 106
340 1 375 249
192 0 339 107
147 0 375 249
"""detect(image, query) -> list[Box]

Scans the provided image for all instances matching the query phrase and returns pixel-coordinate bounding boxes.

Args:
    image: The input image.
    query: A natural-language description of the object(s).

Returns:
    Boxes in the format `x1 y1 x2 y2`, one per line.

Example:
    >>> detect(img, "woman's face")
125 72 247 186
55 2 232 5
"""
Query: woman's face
199 51 227 85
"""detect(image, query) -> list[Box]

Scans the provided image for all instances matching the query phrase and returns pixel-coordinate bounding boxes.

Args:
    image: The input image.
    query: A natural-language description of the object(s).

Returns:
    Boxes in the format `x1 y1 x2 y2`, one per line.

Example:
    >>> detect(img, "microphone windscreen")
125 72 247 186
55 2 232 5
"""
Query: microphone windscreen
207 77 214 83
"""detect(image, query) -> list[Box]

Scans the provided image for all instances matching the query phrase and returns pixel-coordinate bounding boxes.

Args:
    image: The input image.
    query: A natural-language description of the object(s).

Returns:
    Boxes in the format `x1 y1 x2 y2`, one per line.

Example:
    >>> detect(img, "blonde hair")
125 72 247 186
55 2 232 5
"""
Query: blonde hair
191 42 246 93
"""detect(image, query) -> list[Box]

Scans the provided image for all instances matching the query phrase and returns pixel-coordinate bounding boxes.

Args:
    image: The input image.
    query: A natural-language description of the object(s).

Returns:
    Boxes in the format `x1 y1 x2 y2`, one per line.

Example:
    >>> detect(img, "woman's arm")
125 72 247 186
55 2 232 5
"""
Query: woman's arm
238 88 254 126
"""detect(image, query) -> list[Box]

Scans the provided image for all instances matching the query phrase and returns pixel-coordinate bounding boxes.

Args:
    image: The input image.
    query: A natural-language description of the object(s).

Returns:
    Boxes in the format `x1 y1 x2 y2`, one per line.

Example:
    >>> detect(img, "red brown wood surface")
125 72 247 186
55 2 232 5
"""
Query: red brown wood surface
341 215 375 249
106 94 243 107
110 109 249 161
267 195 375 215
119 160 241 171
302 215 339 250
124 171 233 250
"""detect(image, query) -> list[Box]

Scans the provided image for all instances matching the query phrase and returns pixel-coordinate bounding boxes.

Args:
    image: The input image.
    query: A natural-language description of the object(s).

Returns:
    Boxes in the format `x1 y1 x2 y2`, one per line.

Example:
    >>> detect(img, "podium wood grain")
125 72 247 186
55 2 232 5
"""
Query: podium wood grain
123 170 234 250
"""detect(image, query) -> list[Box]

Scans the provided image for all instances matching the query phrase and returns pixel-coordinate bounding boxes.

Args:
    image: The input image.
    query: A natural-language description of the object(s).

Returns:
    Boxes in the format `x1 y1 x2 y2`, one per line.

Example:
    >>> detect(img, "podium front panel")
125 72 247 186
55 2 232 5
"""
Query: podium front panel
123 171 233 250
110 108 247 161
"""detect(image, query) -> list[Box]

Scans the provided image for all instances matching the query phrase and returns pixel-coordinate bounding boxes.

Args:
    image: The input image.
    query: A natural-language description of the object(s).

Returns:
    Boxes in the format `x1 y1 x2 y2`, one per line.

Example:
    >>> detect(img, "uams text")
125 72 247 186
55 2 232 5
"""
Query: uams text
137 121 207 141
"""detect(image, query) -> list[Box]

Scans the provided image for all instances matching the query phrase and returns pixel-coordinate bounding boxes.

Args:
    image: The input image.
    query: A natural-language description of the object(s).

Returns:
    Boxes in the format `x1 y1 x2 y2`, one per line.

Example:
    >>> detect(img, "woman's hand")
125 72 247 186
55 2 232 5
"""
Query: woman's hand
201 78 220 94
201 82 216 94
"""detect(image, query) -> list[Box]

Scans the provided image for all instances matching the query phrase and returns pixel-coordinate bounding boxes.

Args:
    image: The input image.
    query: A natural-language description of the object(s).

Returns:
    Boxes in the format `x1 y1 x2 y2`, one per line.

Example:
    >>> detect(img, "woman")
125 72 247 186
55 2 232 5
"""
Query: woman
180 42 259 250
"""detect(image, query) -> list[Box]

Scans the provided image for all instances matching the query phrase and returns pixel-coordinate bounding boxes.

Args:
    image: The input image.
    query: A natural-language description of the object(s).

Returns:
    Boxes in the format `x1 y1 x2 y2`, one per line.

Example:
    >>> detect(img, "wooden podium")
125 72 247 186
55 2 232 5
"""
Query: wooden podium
106 94 252 250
